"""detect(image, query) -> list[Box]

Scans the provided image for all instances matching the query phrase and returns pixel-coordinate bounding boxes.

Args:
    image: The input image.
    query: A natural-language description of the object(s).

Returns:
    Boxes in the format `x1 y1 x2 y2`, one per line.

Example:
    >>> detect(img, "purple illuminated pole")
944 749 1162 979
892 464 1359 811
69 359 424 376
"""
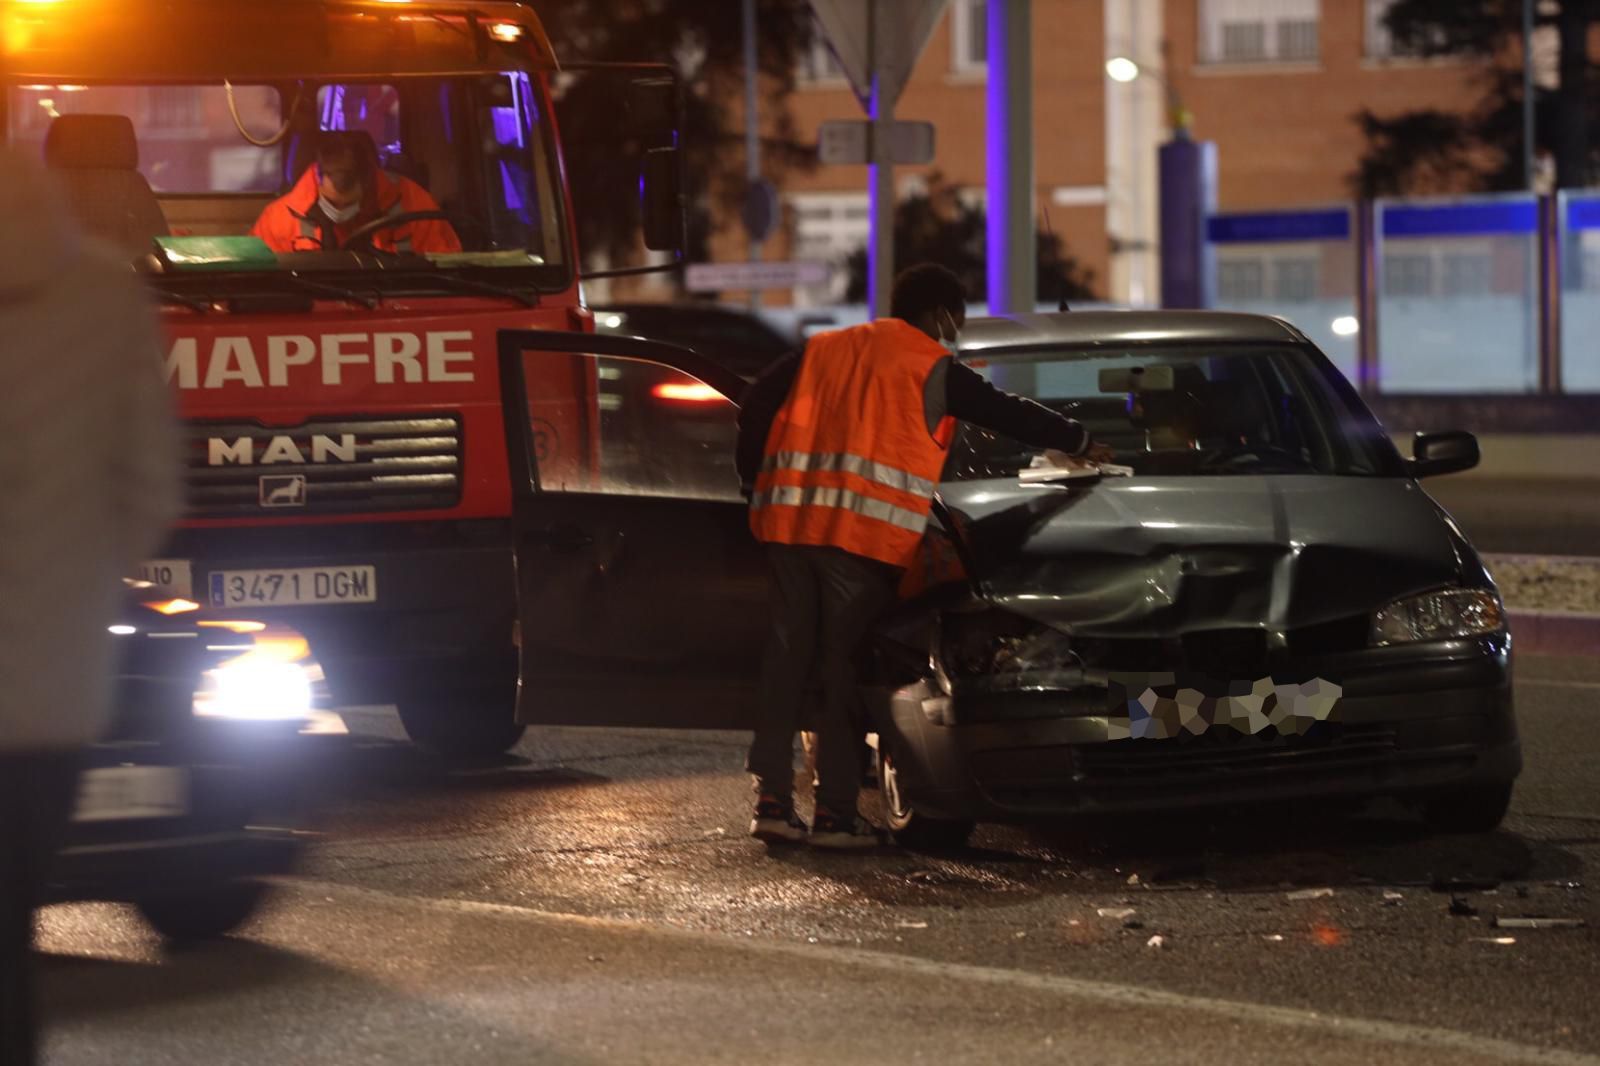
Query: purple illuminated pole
986 0 1034 314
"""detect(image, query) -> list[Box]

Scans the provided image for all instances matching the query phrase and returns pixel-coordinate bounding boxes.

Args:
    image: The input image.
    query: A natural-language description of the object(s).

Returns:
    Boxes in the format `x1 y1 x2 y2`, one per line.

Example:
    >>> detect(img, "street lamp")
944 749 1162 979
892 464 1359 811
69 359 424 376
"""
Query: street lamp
1104 54 1192 136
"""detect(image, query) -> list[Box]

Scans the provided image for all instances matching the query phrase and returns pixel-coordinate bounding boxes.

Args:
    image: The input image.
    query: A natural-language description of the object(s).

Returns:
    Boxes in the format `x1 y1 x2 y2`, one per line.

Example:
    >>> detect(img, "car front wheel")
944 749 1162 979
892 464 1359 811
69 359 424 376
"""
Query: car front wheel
136 881 269 942
878 749 975 851
1420 782 1514 834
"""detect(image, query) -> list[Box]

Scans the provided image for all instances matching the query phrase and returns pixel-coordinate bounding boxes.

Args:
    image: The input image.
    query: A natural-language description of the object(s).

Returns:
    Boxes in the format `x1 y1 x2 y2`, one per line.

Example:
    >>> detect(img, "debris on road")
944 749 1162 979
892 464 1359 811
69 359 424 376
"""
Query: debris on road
1471 937 1518 945
1126 873 1141 886
1146 935 1166 949
1262 934 1285 942
1432 876 1500 893
1097 907 1137 920
1493 917 1586 930
1287 887 1334 901
1382 890 1404 902
895 920 929 930
1123 919 1145 930
1449 897 1479 918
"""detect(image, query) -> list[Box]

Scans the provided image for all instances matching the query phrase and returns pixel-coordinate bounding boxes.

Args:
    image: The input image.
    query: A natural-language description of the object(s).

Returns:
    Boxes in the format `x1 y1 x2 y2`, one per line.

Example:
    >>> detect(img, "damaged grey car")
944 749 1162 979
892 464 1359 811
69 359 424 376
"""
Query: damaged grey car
870 311 1520 850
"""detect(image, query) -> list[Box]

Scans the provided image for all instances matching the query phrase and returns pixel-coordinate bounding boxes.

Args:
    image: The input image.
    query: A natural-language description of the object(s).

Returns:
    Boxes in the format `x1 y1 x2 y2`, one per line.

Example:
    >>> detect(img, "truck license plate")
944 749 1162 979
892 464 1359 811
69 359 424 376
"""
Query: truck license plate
73 767 189 823
208 566 377 607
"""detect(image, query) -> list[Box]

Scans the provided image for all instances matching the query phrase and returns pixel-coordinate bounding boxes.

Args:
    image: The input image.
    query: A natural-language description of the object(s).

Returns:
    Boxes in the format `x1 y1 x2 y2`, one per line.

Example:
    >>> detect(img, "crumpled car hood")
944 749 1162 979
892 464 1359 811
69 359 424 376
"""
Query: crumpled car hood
936 476 1474 637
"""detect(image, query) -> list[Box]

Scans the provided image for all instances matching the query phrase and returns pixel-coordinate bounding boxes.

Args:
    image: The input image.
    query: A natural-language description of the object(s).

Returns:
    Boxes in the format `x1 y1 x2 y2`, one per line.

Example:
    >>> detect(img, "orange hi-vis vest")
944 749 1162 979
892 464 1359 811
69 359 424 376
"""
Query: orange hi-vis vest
750 318 955 569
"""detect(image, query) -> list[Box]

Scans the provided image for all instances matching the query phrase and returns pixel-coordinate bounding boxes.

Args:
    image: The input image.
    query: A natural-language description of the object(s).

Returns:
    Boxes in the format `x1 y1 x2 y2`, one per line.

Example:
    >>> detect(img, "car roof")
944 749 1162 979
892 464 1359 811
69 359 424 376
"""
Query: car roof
956 310 1308 354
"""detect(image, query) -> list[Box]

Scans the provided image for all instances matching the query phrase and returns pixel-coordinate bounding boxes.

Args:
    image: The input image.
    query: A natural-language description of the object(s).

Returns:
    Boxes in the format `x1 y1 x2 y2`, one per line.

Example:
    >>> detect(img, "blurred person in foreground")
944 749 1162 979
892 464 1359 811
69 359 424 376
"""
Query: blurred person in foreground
736 264 1110 849
0 149 179 1063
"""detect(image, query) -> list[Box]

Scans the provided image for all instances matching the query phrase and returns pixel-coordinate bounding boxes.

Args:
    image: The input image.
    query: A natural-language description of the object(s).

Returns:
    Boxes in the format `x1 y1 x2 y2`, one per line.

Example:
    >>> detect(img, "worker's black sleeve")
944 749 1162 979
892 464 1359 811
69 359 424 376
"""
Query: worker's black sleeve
735 352 801 496
944 362 1090 456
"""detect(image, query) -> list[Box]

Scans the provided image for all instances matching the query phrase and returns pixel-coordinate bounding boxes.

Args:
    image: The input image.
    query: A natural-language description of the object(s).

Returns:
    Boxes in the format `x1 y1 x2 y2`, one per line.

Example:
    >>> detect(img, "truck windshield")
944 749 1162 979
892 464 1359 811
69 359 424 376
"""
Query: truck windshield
6 74 568 289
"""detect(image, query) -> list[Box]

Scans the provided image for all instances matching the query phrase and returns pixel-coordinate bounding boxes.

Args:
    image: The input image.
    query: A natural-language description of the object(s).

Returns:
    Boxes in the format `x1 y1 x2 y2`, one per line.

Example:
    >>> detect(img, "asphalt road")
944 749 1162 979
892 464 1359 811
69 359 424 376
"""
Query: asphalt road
38 655 1600 1066
1427 477 1600 556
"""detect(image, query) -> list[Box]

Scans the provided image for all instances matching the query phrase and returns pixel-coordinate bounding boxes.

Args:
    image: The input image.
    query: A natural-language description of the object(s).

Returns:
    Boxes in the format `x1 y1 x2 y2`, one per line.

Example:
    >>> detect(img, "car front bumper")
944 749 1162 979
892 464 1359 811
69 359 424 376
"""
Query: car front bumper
880 633 1521 821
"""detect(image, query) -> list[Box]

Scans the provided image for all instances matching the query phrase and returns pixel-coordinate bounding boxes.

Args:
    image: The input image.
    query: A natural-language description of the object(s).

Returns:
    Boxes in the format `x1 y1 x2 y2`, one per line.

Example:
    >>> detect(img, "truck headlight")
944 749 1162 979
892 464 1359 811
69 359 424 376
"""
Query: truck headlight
193 628 323 722
1371 588 1504 647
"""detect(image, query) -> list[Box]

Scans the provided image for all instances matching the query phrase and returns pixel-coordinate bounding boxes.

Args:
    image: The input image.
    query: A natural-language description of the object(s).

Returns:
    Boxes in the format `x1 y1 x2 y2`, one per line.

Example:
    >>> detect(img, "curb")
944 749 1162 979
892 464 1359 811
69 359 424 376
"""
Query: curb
1508 610 1600 657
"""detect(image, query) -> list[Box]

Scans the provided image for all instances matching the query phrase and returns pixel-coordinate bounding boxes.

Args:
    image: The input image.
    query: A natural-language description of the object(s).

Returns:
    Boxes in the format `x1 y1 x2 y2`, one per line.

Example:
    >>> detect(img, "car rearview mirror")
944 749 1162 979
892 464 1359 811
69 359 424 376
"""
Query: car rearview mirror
1408 430 1480 478
1099 365 1174 394
640 147 683 252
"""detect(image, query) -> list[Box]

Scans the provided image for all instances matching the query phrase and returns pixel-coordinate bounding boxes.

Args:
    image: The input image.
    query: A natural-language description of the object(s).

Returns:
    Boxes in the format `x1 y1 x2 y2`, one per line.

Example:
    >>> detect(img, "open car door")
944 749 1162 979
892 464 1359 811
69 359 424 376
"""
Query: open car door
498 329 767 730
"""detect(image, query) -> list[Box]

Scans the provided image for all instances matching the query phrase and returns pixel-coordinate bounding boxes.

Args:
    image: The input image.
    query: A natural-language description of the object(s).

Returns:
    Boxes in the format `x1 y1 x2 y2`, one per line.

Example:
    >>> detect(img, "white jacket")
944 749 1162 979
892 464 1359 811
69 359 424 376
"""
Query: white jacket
0 150 180 751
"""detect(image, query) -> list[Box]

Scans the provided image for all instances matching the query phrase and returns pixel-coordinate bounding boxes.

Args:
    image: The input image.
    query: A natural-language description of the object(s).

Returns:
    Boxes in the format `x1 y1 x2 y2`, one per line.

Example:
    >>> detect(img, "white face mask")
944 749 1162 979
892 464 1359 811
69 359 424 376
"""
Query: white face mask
319 195 361 224
936 308 961 351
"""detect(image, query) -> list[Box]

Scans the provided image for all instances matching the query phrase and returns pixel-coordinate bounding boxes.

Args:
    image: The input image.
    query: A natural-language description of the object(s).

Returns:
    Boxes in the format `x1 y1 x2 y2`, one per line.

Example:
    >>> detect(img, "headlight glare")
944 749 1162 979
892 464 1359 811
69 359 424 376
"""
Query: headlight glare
1371 588 1503 646
192 626 324 722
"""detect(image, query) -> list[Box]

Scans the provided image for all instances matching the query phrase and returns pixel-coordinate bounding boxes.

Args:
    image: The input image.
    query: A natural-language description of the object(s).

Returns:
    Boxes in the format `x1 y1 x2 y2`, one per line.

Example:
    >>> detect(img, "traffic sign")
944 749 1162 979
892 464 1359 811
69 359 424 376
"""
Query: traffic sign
808 0 947 110
685 261 831 293
818 119 936 166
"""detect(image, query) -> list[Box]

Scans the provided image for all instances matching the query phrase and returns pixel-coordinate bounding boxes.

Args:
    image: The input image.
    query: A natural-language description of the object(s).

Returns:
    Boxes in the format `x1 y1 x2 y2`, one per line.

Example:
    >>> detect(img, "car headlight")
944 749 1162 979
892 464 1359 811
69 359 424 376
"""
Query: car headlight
938 611 1083 690
193 628 324 722
1371 588 1504 647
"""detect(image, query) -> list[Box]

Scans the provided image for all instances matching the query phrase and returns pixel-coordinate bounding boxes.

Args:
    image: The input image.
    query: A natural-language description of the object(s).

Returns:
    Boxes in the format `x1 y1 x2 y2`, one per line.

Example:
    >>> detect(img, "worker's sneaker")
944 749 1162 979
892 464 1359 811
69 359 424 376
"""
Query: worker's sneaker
750 794 808 844
809 808 886 850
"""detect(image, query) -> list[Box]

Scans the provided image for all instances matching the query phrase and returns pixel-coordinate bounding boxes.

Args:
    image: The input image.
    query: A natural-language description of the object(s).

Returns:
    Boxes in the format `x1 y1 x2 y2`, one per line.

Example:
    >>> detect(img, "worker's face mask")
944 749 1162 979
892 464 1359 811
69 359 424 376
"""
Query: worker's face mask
319 195 362 224
936 307 963 352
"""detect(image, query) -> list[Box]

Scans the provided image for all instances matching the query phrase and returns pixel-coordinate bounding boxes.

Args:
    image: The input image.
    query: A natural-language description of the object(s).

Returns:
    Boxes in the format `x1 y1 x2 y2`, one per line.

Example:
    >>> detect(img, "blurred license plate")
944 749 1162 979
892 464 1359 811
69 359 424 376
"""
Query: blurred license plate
73 767 189 823
137 559 193 598
209 566 376 607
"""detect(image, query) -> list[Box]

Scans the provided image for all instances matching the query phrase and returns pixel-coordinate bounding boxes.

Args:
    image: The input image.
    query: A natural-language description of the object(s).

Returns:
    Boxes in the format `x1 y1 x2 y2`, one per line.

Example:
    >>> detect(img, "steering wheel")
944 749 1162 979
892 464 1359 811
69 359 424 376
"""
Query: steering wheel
339 210 479 252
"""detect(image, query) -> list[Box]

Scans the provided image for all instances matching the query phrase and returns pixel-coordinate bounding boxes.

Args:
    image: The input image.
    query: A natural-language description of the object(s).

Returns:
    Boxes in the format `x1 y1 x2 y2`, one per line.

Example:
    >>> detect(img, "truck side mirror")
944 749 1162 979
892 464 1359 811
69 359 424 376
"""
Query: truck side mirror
641 147 683 252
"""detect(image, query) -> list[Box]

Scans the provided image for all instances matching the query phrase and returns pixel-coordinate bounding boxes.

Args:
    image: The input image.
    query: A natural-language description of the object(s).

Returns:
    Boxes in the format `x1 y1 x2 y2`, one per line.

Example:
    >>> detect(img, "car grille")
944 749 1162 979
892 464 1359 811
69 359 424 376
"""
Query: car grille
1072 722 1399 788
183 415 462 517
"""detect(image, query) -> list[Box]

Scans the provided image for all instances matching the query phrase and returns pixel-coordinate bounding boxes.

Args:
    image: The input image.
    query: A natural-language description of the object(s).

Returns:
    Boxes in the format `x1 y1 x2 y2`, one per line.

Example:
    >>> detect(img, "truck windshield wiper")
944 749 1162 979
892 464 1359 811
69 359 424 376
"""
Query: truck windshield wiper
282 273 381 310
404 269 542 307
154 288 213 313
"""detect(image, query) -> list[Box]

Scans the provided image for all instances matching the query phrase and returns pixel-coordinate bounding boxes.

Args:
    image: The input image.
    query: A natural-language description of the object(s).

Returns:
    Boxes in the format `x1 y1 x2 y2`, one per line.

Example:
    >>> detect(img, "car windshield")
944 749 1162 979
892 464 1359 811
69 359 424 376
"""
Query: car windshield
948 343 1403 480
6 75 567 290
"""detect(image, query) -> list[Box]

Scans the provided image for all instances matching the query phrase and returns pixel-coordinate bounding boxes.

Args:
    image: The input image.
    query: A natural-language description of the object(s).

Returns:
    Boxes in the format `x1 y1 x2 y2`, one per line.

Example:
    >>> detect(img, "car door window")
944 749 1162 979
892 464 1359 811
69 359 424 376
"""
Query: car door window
521 352 743 503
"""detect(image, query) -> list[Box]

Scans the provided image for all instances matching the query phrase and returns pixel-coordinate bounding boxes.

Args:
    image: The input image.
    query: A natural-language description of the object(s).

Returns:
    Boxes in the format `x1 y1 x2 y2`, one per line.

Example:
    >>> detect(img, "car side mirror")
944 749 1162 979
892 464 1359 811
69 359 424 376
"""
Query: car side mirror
640 147 684 252
1408 430 1479 478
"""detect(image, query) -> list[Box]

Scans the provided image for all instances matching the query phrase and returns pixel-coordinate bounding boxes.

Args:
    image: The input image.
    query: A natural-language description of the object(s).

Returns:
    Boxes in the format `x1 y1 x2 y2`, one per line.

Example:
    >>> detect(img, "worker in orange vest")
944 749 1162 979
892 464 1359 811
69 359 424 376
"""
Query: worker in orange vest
252 131 461 255
736 264 1109 849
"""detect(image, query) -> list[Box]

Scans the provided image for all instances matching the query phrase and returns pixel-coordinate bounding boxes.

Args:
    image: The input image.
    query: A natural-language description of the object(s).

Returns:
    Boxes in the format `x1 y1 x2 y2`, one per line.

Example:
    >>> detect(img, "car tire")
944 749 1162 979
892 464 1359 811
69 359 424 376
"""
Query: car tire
398 698 526 759
136 881 268 943
1421 782 1514 834
878 748 975 851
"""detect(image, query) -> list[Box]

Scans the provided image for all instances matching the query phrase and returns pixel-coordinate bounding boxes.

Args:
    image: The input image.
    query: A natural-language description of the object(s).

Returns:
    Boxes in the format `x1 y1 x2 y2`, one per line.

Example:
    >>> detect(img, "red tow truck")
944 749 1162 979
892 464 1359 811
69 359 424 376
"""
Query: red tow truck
5 0 766 756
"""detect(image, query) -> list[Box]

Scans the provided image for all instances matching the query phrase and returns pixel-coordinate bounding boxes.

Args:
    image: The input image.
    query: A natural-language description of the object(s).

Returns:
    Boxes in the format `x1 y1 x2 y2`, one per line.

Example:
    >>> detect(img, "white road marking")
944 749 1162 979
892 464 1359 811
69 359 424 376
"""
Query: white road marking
292 879 1600 1066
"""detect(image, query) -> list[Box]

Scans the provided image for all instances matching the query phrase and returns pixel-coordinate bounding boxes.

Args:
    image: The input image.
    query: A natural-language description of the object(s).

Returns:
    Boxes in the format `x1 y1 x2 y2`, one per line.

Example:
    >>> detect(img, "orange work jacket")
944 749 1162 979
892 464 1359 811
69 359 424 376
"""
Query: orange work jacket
251 166 462 254
750 319 955 569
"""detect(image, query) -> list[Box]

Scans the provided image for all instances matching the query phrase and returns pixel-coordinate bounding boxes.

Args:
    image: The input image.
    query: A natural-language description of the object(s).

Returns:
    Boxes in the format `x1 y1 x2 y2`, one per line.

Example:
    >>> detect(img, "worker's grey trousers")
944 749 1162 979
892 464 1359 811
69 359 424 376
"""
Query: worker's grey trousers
747 544 900 817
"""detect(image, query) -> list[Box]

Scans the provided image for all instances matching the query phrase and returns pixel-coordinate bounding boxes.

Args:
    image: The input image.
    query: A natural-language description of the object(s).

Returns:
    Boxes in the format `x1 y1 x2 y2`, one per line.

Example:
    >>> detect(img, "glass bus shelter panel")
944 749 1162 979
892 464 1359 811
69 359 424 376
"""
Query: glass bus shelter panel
1205 208 1359 385
1375 196 1539 394
1560 194 1600 392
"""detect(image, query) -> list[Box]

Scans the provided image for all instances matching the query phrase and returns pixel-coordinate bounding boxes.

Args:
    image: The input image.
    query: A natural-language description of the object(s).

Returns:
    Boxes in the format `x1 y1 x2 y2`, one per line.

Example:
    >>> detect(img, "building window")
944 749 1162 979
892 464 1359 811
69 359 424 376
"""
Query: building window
1273 258 1317 301
790 193 870 306
1383 254 1434 297
1441 252 1492 297
799 30 846 85
1218 260 1266 302
950 0 987 75
1200 0 1320 65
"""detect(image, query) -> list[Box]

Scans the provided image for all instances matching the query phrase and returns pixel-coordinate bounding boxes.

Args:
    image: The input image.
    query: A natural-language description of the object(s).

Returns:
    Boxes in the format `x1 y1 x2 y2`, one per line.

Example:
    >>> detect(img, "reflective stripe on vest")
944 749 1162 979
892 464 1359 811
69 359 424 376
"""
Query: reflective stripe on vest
749 484 931 535
297 213 321 247
760 450 938 499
